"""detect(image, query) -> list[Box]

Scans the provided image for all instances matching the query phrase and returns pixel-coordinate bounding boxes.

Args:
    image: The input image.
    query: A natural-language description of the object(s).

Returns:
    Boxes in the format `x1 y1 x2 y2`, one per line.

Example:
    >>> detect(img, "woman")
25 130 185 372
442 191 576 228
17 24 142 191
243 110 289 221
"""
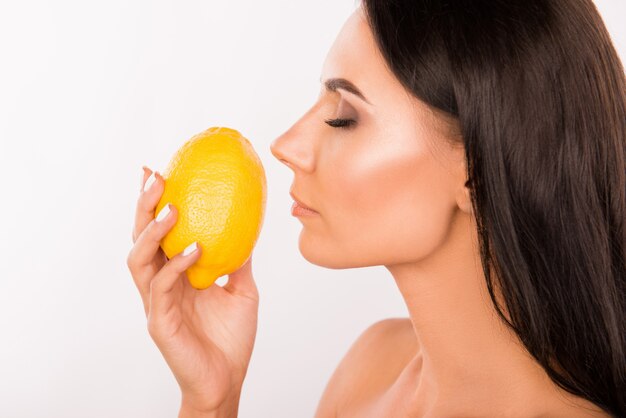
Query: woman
127 0 625 416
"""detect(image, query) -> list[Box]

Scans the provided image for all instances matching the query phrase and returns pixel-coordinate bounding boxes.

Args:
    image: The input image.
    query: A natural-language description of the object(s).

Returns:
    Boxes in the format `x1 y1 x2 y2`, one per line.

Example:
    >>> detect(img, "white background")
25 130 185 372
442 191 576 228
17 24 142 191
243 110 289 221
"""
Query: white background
0 1 624 417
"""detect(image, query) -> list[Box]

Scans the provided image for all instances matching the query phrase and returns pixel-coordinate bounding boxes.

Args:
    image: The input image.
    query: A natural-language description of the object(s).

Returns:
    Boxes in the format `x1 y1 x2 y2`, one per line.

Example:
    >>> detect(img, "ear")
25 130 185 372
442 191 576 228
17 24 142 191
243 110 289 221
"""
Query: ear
455 178 473 214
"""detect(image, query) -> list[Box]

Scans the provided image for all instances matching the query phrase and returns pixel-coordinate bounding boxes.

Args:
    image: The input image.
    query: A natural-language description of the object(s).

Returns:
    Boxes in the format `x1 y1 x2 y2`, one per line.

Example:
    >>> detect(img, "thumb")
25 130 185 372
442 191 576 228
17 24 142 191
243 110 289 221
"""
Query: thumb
223 254 258 301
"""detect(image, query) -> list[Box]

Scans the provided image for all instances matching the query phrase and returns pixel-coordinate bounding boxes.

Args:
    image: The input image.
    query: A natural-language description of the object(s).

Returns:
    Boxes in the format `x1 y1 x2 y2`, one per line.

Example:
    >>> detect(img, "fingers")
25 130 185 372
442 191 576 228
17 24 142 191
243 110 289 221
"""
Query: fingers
127 202 179 314
223 254 259 302
148 242 202 335
133 167 165 243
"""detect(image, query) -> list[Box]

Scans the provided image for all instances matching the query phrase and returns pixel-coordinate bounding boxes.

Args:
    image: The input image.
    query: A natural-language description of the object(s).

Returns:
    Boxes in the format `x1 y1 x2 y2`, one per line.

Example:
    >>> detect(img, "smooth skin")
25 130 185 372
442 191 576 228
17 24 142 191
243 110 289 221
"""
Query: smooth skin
128 5 610 418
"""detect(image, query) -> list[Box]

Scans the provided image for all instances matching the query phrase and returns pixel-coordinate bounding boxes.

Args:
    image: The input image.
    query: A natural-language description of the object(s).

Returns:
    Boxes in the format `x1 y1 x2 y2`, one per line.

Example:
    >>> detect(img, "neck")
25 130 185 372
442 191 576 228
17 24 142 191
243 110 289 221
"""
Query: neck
385 209 598 416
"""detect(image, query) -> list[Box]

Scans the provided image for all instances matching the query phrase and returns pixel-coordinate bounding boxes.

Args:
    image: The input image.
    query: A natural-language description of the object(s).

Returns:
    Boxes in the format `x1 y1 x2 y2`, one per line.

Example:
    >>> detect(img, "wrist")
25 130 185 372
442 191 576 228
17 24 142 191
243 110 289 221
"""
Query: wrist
178 391 241 418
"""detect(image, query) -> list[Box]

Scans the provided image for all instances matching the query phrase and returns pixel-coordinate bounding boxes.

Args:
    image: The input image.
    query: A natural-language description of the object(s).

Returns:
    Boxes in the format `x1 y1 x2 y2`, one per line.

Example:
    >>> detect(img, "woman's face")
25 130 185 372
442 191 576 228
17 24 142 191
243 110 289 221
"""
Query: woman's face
270 7 470 269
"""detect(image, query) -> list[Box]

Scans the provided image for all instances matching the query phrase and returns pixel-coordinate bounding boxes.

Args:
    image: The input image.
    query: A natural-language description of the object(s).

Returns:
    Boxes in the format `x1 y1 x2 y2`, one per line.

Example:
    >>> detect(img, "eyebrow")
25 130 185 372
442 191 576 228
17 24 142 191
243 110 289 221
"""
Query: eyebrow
321 77 372 105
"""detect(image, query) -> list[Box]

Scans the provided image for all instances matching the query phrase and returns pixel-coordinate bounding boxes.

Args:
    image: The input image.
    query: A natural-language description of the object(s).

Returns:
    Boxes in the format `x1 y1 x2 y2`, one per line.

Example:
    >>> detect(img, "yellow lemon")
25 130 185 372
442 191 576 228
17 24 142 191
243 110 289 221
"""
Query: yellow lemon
155 126 267 289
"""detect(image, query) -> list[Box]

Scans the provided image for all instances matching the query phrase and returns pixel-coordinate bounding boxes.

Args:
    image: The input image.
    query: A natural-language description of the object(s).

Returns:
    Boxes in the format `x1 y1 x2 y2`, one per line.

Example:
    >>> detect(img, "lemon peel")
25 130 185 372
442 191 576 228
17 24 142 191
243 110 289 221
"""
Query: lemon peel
155 126 267 289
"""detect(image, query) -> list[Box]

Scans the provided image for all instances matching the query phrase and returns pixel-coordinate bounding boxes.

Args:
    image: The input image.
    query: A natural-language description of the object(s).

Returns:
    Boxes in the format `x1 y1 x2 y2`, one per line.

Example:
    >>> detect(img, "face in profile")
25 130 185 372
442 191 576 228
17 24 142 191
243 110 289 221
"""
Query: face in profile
270 6 470 270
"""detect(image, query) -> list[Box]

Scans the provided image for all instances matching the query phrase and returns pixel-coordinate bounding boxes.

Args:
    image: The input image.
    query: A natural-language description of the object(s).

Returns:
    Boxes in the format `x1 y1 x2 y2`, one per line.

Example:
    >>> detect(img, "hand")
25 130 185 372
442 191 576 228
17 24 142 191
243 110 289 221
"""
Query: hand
126 166 259 413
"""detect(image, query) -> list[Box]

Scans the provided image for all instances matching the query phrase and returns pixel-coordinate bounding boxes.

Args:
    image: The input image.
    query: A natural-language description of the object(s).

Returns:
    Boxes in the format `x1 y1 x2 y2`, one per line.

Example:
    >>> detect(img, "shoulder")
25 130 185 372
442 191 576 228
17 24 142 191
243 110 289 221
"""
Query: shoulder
314 318 418 418
342 318 417 369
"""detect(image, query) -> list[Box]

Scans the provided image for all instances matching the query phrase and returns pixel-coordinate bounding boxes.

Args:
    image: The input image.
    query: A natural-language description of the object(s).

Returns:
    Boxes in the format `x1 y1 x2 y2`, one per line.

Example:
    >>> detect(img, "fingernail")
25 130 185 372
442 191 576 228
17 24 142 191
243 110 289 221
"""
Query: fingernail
183 242 198 256
155 203 171 222
143 171 158 193
140 166 149 190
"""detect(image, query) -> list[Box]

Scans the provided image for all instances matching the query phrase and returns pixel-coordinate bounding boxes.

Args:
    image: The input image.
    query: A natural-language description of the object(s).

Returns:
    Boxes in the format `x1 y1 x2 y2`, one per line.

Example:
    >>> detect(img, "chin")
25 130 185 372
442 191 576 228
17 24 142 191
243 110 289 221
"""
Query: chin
298 233 381 270
298 233 349 269
299 240 334 268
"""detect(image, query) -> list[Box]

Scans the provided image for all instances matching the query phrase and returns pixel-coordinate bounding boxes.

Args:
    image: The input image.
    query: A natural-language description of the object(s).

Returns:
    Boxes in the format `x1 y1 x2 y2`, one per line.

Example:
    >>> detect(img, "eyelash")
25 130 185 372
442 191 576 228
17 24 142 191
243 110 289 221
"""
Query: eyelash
324 117 357 129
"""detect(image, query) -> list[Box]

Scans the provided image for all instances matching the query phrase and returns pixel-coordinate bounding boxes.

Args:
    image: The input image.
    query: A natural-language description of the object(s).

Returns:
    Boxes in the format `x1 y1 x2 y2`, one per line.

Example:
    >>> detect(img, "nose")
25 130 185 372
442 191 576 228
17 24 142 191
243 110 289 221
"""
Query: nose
269 134 291 169
269 116 317 173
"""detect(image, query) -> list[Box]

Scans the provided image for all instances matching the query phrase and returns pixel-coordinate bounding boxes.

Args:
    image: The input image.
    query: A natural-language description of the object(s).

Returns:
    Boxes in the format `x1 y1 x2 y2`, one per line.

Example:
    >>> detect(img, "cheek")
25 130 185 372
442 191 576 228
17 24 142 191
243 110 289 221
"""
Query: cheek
322 138 457 265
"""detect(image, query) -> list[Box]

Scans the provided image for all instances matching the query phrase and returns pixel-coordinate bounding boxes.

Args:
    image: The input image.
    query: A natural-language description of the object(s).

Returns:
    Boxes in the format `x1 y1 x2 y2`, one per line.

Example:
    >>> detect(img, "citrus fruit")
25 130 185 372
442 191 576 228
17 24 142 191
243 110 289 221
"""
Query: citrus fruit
155 126 267 289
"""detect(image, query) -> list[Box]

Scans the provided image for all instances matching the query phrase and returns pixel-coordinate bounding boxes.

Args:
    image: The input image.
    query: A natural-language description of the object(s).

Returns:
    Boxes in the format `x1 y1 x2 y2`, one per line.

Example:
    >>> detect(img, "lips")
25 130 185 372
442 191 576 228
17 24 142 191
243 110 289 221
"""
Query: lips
289 191 317 213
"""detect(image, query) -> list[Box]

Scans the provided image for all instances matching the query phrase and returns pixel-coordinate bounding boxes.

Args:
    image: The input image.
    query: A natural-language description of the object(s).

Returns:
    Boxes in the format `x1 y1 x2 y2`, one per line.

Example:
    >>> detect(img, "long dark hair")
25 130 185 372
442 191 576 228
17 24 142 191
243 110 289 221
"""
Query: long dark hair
361 0 626 415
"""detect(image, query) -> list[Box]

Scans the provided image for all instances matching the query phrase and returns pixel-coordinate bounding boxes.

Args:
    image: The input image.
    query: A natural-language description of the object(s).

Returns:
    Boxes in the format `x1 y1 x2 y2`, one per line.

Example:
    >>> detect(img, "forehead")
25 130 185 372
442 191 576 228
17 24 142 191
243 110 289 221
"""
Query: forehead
322 7 384 87
320 8 410 105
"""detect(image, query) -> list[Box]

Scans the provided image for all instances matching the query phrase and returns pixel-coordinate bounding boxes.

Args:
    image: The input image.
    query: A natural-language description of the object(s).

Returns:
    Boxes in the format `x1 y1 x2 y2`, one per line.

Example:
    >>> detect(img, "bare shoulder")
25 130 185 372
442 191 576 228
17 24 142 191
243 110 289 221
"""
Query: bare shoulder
314 318 419 418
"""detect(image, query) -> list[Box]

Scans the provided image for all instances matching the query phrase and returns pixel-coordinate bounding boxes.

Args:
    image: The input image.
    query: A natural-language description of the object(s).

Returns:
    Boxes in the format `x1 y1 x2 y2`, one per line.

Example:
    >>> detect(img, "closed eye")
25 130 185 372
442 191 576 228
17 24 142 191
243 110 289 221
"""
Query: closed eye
324 118 356 129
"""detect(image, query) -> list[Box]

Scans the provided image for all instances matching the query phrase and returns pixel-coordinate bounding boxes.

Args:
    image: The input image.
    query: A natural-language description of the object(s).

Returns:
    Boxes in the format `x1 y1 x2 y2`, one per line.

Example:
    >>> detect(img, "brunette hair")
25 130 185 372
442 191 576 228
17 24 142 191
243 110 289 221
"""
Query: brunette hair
361 0 626 416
